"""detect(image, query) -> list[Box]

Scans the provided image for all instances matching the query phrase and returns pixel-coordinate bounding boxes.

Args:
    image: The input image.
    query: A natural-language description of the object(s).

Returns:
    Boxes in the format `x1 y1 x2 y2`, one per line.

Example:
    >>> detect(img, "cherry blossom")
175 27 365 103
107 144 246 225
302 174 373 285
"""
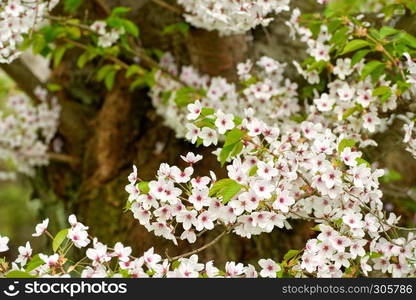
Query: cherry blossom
0 235 9 252
32 218 49 237
258 259 281 278
177 0 290 35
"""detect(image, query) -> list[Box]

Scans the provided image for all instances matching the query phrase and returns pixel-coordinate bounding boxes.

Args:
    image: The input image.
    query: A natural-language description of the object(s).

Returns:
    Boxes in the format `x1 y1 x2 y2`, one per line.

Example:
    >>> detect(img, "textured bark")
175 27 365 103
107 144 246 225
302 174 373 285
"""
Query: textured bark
188 29 250 81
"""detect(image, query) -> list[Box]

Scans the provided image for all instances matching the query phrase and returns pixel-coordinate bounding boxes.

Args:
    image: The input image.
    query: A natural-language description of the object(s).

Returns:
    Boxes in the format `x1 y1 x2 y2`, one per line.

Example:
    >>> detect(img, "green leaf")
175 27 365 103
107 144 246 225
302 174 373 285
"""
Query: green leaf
356 157 370 167
162 22 190 37
41 25 65 43
368 252 383 259
342 105 362 120
172 261 181 270
194 118 216 129
53 228 69 252
223 129 244 147
126 65 143 78
96 65 115 82
329 27 350 46
380 169 402 183
249 166 258 176
129 78 145 90
222 182 243 204
209 179 242 204
351 49 370 66
360 60 384 80
111 6 132 16
307 60 327 74
404 0 416 13
379 26 399 38
290 114 307 123
219 139 243 166
25 255 44 272
234 116 243 126
124 200 133 212
311 224 321 231
32 35 46 54
209 179 237 197
6 270 36 278
201 107 215 116
196 137 203 147
230 141 243 157
138 181 150 193
161 91 172 104
121 19 139 37
397 32 416 49
64 0 83 13
105 70 117 90
369 28 382 42
219 143 235 166
327 19 342 34
174 87 197 107
309 21 323 39
340 39 371 55
106 17 124 29
77 49 98 68
77 52 89 69
283 250 300 262
373 86 392 104
338 138 356 153
144 68 157 88
47 83 62 92
66 26 81 39
241 76 257 87
53 46 68 67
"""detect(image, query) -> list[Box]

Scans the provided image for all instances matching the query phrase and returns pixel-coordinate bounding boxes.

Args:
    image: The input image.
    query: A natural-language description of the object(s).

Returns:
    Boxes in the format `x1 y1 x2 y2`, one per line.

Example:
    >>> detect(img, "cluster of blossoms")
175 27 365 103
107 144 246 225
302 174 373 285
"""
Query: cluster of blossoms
0 86 61 179
315 0 396 11
285 8 414 144
89 21 125 48
177 0 290 35
400 53 416 158
302 225 416 277
285 7 416 157
402 117 416 159
152 5 416 152
125 152 290 245
124 90 416 276
403 52 416 92
0 0 59 63
0 216 283 278
150 53 299 139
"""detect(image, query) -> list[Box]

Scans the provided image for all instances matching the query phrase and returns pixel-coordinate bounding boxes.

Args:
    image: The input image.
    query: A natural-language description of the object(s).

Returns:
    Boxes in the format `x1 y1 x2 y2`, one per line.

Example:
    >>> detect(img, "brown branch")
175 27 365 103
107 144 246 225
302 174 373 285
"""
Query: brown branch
0 59 43 102
150 0 183 15
48 152 80 167
48 15 193 89
92 0 111 16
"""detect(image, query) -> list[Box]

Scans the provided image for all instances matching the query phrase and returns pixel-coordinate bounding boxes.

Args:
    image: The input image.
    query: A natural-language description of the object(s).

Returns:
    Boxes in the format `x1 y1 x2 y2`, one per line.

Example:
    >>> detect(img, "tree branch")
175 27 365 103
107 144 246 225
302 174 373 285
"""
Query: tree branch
168 228 231 262
92 0 111 16
0 59 43 102
48 152 81 167
150 0 183 15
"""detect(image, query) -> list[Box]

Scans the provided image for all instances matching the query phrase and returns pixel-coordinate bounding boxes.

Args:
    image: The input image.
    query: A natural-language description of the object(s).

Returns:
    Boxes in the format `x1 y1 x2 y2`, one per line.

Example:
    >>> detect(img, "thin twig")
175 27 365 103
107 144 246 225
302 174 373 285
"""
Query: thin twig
93 0 111 16
168 228 230 262
150 0 183 15
48 152 80 166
